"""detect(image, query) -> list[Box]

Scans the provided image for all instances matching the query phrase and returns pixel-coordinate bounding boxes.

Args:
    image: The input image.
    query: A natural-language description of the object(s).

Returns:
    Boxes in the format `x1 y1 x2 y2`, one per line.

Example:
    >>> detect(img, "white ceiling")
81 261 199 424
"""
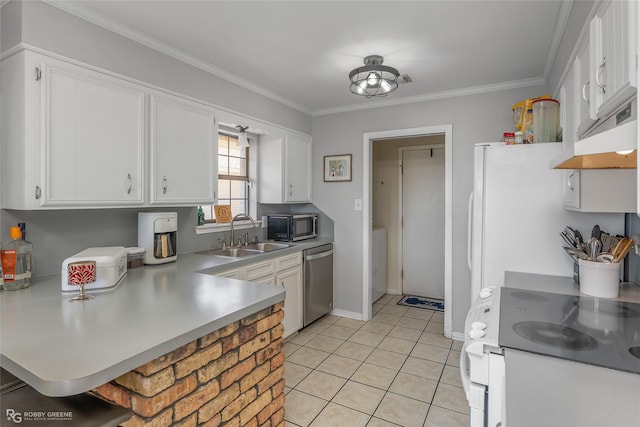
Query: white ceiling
52 1 568 116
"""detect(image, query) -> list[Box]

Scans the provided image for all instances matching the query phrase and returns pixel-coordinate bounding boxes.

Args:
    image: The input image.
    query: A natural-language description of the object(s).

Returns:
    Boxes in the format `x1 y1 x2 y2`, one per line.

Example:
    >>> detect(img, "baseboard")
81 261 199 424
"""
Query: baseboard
330 308 363 321
451 331 465 342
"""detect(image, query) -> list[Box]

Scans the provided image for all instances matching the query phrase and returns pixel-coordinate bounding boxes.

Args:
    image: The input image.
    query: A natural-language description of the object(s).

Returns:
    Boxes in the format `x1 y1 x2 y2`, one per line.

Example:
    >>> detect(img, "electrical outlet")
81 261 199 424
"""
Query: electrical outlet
354 199 362 211
261 216 267 228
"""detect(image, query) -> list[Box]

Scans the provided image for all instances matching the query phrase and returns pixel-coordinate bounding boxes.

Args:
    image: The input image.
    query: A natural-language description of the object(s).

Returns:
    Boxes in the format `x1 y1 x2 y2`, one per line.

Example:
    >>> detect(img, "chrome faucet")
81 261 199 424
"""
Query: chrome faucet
230 213 256 247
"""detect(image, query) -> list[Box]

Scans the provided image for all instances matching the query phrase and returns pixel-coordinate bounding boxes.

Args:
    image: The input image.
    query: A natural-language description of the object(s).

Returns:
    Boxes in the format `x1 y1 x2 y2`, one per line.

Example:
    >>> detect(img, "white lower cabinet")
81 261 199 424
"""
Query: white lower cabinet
563 169 636 212
244 260 275 281
276 266 303 338
215 252 302 338
216 269 241 279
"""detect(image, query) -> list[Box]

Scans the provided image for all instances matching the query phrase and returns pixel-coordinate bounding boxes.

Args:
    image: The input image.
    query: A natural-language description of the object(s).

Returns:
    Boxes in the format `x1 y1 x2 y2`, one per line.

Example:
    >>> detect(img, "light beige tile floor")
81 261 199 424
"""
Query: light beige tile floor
284 294 468 427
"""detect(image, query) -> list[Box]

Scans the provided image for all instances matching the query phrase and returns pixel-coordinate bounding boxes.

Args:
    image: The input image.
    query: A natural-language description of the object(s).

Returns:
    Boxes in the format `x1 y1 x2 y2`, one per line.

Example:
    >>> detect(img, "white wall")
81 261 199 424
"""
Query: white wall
311 85 548 332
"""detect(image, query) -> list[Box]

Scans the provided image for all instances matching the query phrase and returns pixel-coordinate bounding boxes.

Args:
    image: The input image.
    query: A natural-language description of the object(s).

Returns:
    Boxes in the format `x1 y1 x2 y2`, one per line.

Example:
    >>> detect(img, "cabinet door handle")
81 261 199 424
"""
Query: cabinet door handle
596 57 607 93
126 173 132 195
162 176 168 194
568 172 575 192
582 81 590 103
35 186 41 200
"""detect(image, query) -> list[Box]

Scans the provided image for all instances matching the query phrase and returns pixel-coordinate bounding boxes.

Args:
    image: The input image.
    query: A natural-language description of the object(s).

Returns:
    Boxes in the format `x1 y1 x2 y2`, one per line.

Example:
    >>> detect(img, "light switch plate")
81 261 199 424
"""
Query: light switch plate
354 199 362 211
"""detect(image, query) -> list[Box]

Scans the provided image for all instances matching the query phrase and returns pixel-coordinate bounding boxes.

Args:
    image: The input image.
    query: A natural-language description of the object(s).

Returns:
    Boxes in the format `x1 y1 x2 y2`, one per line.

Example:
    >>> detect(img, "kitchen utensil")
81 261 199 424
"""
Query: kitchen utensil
571 228 585 251
591 225 602 240
560 231 576 248
611 238 627 259
588 237 602 260
600 233 619 254
564 246 589 260
613 238 634 263
596 254 615 263
564 226 575 241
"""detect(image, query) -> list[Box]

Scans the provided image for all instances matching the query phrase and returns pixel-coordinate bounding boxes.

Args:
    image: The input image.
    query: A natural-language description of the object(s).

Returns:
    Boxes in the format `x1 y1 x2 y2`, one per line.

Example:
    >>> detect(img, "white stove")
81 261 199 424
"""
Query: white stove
460 286 504 427
461 284 640 427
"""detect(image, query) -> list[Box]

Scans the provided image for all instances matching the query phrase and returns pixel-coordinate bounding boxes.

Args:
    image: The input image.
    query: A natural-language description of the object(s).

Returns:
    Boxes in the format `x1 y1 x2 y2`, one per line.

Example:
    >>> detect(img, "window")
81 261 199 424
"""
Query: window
201 133 249 222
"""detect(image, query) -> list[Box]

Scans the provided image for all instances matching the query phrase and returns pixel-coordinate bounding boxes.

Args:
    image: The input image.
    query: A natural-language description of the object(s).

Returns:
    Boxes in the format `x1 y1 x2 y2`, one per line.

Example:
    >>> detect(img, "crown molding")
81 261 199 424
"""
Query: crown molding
313 77 546 117
42 0 312 116
39 0 555 119
543 0 574 82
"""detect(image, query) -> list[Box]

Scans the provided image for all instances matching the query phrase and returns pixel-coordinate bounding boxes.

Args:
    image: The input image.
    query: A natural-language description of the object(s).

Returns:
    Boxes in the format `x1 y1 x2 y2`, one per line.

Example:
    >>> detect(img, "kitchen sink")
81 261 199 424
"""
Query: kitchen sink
197 242 291 258
200 248 263 258
243 242 291 252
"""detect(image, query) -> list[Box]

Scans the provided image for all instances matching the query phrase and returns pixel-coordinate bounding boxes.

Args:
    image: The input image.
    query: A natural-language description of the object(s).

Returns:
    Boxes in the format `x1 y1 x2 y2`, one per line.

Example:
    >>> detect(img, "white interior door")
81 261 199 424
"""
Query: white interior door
401 146 445 298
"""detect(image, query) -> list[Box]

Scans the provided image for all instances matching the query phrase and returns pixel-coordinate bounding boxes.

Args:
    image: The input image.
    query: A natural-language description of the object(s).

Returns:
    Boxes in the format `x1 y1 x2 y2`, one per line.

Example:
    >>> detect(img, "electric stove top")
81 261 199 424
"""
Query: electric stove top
499 288 640 374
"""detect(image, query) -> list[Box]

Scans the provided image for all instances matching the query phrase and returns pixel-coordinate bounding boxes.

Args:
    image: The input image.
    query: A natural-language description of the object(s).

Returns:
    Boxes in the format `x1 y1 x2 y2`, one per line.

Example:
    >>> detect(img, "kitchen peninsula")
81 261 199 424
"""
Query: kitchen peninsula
0 252 290 426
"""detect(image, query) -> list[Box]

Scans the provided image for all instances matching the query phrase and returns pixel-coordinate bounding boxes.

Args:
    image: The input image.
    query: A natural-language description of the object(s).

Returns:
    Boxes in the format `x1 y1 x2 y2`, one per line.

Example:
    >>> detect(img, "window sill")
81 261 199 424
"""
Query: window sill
194 220 261 235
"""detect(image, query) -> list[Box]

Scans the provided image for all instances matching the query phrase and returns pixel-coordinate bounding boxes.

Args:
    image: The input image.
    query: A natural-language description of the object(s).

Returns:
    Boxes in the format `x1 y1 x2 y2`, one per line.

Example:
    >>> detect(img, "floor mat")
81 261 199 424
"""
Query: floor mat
397 295 444 311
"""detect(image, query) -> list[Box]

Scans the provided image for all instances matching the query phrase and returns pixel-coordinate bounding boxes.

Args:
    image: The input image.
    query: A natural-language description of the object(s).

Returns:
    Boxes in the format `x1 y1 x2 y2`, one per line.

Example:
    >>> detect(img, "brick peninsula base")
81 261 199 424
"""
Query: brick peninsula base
92 302 285 426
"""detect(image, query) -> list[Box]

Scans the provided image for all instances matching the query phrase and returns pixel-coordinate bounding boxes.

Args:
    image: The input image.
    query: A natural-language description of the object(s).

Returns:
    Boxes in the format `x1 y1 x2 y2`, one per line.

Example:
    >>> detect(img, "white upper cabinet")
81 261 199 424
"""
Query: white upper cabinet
589 0 637 120
149 94 218 205
559 60 576 148
2 48 304 210
284 133 312 202
258 131 312 204
574 37 597 136
42 63 145 206
2 51 42 209
1 50 145 209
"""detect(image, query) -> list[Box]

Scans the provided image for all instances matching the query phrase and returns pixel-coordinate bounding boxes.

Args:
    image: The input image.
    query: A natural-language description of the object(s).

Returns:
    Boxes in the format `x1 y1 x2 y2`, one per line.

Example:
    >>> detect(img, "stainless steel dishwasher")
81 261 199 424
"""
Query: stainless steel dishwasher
303 243 334 327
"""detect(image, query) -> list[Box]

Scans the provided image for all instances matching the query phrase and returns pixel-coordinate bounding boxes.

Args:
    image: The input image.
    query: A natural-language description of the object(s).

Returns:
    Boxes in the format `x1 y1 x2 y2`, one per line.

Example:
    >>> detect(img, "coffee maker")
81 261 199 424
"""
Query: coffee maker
138 212 178 265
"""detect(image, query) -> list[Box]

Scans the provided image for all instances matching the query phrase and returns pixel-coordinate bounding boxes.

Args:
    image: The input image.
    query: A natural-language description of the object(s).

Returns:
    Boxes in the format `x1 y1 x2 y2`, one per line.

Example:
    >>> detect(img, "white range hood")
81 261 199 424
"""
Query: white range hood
551 97 637 170
551 119 637 169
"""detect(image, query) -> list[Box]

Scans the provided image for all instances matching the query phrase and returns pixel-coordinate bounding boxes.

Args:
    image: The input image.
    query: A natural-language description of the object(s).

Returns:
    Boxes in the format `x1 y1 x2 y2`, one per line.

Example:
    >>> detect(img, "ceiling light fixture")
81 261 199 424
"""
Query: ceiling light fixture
236 125 250 148
349 55 400 98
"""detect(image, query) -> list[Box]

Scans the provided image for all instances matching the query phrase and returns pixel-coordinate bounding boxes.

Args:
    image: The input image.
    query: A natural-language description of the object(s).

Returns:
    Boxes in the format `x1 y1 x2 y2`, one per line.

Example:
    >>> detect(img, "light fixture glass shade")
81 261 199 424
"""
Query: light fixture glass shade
349 55 399 98
237 133 249 148
236 125 250 148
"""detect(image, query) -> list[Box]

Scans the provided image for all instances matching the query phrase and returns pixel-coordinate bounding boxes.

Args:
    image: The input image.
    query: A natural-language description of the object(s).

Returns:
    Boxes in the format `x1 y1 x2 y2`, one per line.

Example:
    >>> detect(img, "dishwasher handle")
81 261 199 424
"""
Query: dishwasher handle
305 249 333 261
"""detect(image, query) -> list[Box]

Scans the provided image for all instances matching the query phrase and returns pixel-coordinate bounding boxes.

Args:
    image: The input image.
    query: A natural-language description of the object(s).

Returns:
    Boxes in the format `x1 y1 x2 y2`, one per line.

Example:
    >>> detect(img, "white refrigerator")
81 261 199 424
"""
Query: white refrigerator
468 142 625 302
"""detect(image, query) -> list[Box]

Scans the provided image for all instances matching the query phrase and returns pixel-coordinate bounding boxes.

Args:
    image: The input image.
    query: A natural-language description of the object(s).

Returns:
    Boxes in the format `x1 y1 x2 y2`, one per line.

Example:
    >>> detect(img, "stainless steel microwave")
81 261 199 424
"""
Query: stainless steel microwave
267 214 318 241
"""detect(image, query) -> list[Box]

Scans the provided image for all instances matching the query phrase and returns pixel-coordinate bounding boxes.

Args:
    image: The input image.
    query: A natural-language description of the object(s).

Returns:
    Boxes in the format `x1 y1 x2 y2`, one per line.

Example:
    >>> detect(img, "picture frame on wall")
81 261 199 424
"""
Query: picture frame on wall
324 154 352 182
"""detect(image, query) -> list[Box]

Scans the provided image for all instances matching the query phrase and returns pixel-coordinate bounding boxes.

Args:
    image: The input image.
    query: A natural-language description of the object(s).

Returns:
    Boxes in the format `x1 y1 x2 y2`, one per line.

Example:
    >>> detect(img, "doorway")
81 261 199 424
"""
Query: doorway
400 145 445 298
363 125 452 338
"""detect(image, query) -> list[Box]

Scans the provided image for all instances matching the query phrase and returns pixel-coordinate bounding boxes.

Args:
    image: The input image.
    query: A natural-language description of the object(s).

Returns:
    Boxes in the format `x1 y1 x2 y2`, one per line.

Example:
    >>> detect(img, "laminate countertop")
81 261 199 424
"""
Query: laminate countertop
0 238 331 397
504 271 640 304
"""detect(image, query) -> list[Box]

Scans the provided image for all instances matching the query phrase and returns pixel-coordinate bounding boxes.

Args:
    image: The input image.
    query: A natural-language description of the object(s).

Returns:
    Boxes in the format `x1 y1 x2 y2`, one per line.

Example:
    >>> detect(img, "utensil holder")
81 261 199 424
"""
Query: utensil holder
578 259 620 298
